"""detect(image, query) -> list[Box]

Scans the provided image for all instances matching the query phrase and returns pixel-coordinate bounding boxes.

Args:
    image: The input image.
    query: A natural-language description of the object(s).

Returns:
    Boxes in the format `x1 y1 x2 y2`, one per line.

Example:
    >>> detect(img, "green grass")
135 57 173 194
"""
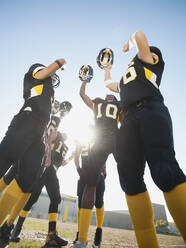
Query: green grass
9 239 43 248
8 218 114 247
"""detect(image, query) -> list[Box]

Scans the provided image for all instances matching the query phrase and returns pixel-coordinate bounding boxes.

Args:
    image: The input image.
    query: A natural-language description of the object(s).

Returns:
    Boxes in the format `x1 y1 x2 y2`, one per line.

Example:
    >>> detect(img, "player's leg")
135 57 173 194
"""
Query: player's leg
10 176 45 242
0 164 18 194
73 178 86 244
116 114 159 248
0 139 45 246
93 174 105 248
141 102 186 241
75 144 109 247
43 167 68 247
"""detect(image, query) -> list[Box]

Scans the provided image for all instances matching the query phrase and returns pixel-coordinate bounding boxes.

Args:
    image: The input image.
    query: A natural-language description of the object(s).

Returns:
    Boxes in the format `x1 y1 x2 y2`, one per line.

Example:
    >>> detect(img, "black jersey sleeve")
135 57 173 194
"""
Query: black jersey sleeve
27 63 46 80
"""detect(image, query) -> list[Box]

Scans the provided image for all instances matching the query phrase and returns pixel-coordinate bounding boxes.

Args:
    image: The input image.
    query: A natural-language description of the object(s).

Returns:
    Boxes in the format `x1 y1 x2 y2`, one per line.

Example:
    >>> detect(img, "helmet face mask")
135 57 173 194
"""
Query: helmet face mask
79 65 93 82
51 73 60 88
105 94 117 102
97 48 114 69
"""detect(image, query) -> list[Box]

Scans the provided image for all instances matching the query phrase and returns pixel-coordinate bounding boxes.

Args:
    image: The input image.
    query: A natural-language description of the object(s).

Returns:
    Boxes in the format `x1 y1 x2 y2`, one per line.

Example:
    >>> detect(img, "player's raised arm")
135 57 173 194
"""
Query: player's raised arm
123 30 155 64
79 80 94 110
104 65 120 93
34 58 66 80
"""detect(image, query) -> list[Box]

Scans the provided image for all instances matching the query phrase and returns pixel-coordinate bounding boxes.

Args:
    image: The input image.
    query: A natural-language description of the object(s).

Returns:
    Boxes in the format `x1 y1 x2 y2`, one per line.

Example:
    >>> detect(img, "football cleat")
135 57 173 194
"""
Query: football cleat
10 222 23 243
42 231 68 247
70 240 89 248
79 65 93 82
0 222 14 248
97 48 114 69
92 228 102 248
73 232 79 244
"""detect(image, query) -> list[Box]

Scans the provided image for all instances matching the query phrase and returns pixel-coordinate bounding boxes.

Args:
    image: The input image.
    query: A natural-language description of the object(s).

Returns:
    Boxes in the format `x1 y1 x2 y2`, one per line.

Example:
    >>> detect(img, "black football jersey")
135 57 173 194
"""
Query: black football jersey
20 64 54 123
51 132 68 170
92 98 120 136
81 143 91 169
47 115 61 137
119 47 164 111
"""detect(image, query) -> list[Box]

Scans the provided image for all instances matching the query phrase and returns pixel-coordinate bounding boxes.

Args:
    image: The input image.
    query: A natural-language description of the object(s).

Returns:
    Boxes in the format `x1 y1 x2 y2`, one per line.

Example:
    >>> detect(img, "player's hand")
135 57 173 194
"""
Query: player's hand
104 64 112 71
122 43 129 53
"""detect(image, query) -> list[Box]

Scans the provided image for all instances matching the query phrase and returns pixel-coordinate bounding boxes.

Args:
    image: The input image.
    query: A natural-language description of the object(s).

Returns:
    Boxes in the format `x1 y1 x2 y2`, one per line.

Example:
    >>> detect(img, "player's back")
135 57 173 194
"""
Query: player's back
93 98 120 137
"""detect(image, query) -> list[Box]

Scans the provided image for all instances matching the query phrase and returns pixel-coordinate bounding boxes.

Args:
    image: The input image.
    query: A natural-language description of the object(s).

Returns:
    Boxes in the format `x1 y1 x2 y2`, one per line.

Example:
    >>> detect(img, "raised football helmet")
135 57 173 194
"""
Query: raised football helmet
59 101 72 116
79 65 93 82
97 48 114 69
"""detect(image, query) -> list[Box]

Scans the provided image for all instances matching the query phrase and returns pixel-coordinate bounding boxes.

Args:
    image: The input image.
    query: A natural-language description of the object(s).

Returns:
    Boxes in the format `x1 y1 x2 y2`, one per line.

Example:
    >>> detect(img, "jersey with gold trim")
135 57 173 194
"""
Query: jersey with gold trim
20 64 54 123
51 131 68 170
93 98 120 136
119 47 164 111
47 115 61 137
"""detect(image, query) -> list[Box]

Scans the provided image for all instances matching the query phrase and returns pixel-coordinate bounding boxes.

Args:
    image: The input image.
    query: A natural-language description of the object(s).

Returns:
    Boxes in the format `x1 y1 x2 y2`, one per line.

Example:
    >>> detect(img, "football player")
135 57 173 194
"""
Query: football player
73 136 106 248
0 59 66 246
104 30 186 246
0 101 72 247
10 131 73 247
70 80 121 248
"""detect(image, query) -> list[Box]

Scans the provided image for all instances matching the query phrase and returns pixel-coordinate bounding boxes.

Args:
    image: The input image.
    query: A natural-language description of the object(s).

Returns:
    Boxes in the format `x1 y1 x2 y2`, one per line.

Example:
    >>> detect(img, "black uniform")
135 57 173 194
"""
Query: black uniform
22 131 68 214
77 142 105 209
117 47 186 195
0 64 54 192
85 98 120 186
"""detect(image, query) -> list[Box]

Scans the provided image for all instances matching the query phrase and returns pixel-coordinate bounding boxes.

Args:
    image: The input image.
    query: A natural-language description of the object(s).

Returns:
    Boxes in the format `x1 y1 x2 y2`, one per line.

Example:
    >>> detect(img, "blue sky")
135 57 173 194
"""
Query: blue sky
0 0 186 221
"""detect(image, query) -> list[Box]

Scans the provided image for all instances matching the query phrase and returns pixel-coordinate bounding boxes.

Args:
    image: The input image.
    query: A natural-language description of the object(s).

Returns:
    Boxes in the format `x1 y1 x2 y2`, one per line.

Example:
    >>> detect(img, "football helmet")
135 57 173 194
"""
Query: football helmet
79 65 93 82
97 48 114 69
59 101 72 116
105 94 117 102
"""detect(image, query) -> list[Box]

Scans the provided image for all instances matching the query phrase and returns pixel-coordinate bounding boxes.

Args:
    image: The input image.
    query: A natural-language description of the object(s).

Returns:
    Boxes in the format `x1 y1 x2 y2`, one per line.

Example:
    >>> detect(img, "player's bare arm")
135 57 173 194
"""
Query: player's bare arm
74 144 82 169
35 58 66 80
80 80 94 110
123 30 155 64
104 65 120 93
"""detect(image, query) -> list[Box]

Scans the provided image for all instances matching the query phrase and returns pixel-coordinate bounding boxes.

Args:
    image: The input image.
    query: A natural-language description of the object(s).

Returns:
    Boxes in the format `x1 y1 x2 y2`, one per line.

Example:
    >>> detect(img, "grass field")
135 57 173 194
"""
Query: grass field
8 217 186 248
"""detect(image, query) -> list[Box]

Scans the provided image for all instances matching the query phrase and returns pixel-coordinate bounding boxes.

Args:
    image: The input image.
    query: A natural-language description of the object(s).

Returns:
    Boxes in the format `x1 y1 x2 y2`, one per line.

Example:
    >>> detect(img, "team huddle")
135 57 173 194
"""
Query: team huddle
0 30 186 248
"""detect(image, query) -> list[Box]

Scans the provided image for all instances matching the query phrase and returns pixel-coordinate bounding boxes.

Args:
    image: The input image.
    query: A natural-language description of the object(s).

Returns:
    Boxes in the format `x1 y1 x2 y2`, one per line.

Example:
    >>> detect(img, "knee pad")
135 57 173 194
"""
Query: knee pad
150 162 186 192
118 173 147 195
95 198 104 208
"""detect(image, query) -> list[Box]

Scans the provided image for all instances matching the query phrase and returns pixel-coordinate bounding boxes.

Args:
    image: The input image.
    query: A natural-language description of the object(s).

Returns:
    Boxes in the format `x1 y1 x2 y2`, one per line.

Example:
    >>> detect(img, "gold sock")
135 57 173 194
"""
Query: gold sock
164 182 186 242
0 179 23 225
79 208 92 244
7 192 31 226
77 208 81 232
126 191 159 248
96 205 104 228
20 209 29 218
0 177 7 194
48 213 58 222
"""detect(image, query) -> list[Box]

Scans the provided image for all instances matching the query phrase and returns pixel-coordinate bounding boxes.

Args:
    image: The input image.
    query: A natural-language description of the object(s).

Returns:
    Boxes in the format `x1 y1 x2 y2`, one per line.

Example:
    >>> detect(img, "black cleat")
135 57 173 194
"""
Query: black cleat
73 232 79 244
92 228 102 248
10 216 25 243
0 222 14 248
42 231 68 247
